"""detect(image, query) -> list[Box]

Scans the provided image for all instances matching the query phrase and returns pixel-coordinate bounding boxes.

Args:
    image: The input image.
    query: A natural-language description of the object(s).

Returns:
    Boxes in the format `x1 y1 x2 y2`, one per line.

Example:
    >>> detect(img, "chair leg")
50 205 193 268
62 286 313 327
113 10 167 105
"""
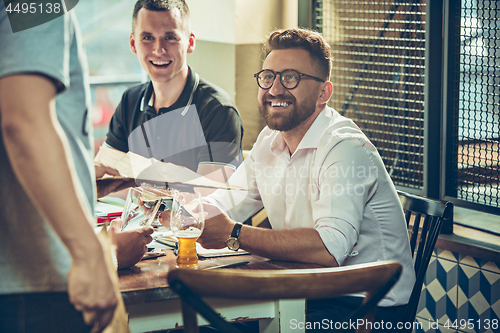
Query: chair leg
172 280 242 333
181 300 199 333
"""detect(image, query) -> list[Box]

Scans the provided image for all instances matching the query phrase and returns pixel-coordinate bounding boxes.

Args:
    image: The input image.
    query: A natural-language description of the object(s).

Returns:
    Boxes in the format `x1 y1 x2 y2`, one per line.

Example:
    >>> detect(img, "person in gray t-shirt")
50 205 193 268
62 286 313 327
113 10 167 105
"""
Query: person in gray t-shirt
0 4 118 332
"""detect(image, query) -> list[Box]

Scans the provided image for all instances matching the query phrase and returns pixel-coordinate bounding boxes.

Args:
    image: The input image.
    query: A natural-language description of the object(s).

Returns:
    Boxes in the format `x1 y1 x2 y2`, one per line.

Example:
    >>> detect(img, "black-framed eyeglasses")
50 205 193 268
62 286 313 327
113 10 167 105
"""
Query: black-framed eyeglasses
254 69 325 90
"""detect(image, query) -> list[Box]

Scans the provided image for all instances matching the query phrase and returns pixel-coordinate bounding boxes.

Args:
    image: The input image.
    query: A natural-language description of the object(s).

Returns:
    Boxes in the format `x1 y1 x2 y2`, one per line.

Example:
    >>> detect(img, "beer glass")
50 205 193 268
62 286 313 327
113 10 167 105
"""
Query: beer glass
170 190 205 268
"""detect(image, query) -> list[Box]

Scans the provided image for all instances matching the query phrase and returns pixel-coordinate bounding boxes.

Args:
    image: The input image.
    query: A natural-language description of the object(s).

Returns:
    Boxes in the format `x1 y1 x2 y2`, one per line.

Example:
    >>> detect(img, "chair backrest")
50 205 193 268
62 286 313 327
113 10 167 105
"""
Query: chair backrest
397 191 453 331
168 260 402 333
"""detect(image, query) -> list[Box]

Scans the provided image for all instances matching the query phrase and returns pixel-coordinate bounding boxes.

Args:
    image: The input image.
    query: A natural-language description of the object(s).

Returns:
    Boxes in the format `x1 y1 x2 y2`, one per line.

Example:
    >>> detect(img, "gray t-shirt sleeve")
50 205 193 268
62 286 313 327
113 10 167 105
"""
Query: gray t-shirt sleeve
0 7 69 92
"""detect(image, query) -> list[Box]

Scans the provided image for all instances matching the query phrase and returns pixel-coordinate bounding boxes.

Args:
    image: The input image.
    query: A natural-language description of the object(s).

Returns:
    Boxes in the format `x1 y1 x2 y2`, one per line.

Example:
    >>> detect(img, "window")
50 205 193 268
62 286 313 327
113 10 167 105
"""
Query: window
74 0 144 153
314 0 500 233
314 0 426 190
449 0 499 210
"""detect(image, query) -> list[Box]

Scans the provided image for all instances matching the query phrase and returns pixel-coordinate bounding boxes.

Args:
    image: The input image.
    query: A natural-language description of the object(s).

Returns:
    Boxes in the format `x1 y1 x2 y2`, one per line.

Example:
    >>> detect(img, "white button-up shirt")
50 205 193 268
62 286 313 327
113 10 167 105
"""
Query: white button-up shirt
208 107 415 306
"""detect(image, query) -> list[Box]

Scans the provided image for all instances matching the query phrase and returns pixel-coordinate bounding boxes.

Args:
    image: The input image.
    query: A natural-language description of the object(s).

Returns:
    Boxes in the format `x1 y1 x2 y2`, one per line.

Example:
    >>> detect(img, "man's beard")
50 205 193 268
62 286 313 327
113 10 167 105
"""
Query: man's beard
258 92 317 132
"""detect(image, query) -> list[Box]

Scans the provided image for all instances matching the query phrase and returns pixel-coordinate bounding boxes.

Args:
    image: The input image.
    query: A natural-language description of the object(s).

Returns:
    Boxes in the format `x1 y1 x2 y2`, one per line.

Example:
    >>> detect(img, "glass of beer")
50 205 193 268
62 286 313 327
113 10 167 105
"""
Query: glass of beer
170 190 205 268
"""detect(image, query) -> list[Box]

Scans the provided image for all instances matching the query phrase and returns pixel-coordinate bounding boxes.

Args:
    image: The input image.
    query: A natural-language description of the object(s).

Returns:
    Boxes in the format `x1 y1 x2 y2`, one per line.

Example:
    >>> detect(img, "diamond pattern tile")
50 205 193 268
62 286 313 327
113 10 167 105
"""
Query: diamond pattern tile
457 263 500 333
482 270 500 289
414 254 499 333
418 308 435 322
437 249 460 262
492 299 500 318
459 255 481 268
458 255 500 274
448 286 459 308
458 286 469 309
428 280 447 302
480 261 500 274
418 256 458 324
470 292 490 316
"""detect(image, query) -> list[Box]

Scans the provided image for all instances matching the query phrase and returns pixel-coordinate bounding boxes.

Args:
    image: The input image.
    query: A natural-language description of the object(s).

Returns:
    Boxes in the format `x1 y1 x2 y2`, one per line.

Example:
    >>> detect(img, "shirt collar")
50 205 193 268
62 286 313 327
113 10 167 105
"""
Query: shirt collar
140 67 196 114
295 106 332 150
270 131 288 156
140 81 155 113
269 106 333 157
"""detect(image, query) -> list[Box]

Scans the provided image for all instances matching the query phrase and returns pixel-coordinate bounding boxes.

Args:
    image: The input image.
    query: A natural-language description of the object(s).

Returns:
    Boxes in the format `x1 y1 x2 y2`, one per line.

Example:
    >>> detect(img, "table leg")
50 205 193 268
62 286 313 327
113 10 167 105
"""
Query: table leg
259 299 306 333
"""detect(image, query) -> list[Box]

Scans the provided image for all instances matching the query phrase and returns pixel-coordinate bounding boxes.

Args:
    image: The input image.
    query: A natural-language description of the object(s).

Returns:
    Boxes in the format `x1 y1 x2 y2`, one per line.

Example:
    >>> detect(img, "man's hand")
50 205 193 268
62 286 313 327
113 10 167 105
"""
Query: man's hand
108 218 154 269
67 249 119 333
197 203 234 249
95 162 135 198
159 202 232 249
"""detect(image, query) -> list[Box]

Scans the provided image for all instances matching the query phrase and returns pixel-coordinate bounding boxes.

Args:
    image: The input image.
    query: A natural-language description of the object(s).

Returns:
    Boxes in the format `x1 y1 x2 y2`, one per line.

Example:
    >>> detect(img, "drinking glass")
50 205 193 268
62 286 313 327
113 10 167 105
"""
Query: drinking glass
141 188 174 231
121 187 162 231
170 190 205 268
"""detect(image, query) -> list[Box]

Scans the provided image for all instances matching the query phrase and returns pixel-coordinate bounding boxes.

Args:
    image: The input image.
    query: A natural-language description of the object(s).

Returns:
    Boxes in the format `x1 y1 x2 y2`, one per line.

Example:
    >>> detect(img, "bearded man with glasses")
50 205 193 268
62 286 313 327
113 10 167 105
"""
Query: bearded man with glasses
194 28 416 332
254 68 326 133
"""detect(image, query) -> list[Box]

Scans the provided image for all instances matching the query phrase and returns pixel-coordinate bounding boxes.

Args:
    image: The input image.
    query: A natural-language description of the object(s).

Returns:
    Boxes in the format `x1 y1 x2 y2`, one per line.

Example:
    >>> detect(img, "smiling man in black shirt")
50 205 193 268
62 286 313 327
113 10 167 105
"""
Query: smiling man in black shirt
103 0 243 181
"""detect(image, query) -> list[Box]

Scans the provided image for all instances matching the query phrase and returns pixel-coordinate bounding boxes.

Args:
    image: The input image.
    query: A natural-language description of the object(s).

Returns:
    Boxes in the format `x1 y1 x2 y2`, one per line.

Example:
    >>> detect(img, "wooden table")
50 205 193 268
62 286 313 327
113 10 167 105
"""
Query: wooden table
119 249 320 332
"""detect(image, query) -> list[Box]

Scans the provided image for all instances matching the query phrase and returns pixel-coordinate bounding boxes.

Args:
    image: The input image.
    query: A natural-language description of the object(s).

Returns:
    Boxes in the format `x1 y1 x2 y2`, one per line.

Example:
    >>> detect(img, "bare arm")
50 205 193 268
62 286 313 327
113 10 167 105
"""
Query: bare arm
198 204 339 267
0 74 118 332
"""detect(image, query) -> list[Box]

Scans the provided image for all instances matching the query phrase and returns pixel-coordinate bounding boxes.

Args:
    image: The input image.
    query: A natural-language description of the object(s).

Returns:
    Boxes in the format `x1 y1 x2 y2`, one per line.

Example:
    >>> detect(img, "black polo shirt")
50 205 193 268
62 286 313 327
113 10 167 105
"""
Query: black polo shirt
105 68 243 172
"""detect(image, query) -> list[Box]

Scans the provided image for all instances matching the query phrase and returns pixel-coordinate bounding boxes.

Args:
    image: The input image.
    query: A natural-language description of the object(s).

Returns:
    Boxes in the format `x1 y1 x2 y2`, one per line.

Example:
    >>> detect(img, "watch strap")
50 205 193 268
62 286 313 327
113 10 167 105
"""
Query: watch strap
230 222 243 238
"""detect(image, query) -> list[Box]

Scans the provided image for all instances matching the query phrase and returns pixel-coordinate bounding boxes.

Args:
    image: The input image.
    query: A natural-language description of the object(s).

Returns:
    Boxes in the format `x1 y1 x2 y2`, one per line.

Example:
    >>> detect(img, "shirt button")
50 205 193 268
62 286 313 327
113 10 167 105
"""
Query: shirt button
287 199 292 204
156 136 161 140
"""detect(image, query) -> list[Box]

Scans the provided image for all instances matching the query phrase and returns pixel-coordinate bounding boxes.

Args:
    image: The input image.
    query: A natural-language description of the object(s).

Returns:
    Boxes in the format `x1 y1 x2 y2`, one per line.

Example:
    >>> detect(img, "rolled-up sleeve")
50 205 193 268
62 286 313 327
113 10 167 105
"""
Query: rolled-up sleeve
312 137 378 265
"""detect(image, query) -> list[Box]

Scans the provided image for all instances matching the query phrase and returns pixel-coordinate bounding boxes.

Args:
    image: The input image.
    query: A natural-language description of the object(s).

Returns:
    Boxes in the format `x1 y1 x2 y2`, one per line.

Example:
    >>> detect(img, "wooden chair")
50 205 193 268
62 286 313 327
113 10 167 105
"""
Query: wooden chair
167 260 402 333
397 191 453 332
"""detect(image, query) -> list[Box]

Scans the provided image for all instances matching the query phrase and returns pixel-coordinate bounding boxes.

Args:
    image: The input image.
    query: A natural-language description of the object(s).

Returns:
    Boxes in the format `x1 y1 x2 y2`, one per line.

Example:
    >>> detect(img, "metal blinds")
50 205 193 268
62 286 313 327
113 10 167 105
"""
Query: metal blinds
454 0 499 209
314 0 426 189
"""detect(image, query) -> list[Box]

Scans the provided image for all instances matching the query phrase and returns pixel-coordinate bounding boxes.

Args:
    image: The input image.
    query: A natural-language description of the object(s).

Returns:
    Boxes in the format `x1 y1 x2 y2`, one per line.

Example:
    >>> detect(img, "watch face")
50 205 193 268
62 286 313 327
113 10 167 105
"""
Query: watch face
226 237 240 251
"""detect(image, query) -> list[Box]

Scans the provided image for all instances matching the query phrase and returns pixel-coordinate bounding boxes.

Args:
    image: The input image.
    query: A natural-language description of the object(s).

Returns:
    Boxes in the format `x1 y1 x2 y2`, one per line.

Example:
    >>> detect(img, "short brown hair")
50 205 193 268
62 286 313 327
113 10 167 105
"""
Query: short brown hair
132 0 190 32
264 28 332 80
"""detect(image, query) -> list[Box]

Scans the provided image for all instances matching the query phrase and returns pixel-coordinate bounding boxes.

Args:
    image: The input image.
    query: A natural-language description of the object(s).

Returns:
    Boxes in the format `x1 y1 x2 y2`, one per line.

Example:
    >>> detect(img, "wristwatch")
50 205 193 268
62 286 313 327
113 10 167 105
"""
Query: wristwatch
226 222 243 251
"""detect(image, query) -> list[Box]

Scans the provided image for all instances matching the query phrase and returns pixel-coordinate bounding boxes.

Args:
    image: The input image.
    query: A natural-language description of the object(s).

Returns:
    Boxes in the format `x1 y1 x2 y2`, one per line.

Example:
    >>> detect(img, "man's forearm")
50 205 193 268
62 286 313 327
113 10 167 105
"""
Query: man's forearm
200 203 338 267
238 226 339 267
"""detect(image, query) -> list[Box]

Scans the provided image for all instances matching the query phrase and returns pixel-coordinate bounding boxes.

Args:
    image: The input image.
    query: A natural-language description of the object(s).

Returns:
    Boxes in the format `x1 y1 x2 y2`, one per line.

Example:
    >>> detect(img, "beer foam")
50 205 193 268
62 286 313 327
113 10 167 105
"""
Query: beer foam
175 227 202 238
